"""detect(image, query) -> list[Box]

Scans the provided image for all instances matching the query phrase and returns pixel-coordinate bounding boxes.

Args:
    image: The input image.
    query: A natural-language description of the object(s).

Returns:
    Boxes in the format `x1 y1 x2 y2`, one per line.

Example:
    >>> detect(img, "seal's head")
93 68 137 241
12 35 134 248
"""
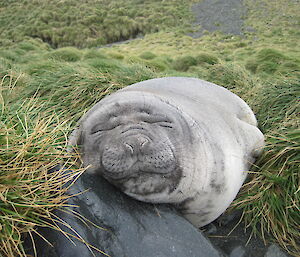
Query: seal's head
77 91 194 202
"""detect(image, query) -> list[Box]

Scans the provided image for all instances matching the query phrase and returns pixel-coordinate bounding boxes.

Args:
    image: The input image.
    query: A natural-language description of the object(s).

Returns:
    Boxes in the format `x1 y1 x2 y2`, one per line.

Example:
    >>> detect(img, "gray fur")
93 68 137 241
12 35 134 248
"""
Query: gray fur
70 77 264 227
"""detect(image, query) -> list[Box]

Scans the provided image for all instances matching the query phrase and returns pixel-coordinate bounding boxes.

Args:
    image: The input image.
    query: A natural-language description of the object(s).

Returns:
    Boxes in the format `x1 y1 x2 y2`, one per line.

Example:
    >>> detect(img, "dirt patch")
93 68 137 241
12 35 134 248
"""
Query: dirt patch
190 0 251 37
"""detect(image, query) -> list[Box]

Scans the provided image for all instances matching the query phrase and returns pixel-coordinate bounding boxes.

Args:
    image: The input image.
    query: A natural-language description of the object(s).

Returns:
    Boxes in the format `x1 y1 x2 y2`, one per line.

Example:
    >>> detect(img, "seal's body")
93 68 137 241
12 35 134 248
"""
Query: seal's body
70 77 264 227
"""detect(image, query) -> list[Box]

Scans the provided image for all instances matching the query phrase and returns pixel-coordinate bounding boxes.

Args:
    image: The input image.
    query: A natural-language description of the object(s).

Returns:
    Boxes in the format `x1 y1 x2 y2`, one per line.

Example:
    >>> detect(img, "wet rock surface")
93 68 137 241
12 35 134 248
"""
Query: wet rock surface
25 173 223 257
25 172 292 257
265 244 290 257
202 210 292 257
190 0 252 38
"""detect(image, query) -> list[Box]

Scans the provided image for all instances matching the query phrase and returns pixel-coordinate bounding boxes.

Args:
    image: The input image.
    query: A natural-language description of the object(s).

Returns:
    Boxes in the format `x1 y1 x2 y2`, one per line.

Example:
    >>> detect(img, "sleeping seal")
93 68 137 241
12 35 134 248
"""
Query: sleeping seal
69 77 264 227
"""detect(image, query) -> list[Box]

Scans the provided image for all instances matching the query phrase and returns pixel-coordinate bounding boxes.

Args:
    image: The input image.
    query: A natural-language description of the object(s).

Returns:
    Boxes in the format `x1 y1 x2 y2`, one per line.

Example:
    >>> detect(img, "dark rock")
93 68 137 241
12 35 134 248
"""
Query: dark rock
265 244 289 257
216 210 241 226
203 211 293 257
202 223 218 235
25 173 224 257
229 246 246 257
203 210 267 257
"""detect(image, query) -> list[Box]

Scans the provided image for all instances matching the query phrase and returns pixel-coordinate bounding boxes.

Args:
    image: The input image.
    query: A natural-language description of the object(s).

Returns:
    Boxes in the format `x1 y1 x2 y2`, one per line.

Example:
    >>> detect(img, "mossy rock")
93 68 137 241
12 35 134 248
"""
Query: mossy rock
47 47 82 62
172 55 197 72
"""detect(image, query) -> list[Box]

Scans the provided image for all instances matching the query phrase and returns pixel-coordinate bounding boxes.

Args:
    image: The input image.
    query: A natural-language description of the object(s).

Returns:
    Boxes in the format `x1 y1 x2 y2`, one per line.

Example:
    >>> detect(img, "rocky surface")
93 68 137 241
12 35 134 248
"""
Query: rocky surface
189 0 252 38
25 171 292 257
203 211 292 257
25 172 223 257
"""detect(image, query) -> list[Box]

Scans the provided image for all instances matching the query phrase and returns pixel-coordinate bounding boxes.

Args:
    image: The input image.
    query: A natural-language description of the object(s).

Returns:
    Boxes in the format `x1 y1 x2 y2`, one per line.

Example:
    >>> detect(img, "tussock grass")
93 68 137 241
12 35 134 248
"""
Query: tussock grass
0 44 156 255
233 80 300 256
234 127 299 255
188 62 262 106
0 0 195 48
195 53 219 65
46 47 82 62
255 80 300 132
172 55 197 71
0 0 299 255
245 48 299 77
0 72 85 256
139 51 157 60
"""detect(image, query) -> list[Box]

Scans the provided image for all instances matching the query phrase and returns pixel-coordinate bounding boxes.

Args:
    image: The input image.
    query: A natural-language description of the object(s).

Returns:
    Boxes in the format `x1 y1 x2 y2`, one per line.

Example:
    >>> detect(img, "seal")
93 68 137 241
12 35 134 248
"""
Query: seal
69 77 264 227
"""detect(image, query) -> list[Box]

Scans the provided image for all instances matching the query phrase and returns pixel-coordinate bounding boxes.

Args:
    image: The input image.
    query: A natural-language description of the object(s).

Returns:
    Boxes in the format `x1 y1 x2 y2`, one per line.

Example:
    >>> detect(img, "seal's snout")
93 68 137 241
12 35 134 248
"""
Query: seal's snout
124 135 150 155
101 134 153 177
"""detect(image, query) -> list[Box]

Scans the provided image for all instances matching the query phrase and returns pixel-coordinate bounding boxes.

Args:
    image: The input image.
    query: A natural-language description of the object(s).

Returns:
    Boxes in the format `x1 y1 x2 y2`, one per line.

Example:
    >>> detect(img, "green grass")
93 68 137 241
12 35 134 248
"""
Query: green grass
0 0 299 256
232 79 299 254
0 72 86 256
46 47 82 62
0 0 196 48
139 51 157 60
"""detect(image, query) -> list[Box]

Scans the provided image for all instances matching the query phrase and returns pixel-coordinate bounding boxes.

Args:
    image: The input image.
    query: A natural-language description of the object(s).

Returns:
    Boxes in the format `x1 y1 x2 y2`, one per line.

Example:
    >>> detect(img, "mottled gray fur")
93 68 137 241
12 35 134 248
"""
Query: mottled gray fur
69 77 264 227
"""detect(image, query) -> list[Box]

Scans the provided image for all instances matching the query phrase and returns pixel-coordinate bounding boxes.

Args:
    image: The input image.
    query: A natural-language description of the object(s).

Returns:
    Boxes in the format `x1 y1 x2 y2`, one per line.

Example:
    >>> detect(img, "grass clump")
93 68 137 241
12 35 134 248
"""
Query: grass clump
0 73 84 256
139 51 157 60
234 127 299 255
245 48 299 76
195 52 219 65
83 49 108 60
107 51 125 60
16 41 40 51
46 47 82 62
145 58 168 72
234 79 300 256
193 62 261 103
0 50 22 62
172 55 197 71
255 80 300 131
88 58 121 71
245 48 287 73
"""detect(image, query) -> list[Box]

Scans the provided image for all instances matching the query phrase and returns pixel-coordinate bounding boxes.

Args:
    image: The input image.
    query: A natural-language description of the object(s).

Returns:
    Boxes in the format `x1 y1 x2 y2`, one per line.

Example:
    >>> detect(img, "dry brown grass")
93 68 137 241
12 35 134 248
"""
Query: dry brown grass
0 72 86 256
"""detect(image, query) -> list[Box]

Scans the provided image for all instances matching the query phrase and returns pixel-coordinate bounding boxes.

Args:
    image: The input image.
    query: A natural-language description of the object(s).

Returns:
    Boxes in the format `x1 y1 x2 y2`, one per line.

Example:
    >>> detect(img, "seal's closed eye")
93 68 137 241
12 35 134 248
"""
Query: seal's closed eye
90 122 122 134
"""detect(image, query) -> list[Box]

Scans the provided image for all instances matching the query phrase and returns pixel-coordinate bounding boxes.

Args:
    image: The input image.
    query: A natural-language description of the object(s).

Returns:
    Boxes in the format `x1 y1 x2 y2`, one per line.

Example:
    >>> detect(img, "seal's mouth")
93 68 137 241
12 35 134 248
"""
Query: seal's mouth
103 167 168 181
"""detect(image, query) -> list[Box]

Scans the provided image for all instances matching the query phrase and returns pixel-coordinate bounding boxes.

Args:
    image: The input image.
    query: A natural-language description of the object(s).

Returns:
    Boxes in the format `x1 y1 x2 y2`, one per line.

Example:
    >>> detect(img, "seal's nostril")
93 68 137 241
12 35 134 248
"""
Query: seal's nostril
140 138 149 148
124 143 134 154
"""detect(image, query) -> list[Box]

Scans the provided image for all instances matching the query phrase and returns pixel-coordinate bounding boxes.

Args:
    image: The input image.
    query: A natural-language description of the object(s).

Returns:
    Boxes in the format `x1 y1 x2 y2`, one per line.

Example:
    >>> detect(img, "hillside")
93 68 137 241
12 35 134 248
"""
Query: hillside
0 0 299 256
0 0 195 48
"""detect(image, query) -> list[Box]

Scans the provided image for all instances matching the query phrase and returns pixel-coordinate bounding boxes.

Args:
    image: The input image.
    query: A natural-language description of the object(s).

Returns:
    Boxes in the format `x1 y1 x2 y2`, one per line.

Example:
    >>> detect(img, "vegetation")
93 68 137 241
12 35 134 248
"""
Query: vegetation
0 0 299 256
233 79 299 253
0 70 85 256
0 0 195 48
